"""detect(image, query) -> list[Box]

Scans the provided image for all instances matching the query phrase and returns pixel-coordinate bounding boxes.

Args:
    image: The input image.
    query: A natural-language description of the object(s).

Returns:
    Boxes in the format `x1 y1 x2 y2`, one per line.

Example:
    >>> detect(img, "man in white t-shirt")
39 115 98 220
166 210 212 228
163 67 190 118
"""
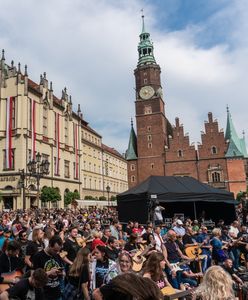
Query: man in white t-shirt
153 202 165 225
229 220 239 239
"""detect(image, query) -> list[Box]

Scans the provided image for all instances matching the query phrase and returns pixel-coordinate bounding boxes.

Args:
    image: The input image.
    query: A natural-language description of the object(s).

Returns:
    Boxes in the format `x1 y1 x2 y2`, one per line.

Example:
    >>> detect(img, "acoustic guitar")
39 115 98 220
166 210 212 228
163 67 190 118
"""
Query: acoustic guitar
161 285 176 296
132 243 154 272
0 270 23 292
76 235 93 248
185 243 203 259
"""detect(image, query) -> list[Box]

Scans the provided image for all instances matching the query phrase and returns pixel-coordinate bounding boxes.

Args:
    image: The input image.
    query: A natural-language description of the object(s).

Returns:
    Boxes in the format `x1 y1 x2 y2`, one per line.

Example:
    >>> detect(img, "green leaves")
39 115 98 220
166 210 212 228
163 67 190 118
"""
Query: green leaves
41 187 61 203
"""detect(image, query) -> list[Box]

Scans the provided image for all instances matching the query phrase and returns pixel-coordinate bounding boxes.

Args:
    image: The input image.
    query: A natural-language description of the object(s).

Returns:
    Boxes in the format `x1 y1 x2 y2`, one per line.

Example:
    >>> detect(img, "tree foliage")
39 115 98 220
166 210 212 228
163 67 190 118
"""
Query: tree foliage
41 187 61 203
64 191 80 206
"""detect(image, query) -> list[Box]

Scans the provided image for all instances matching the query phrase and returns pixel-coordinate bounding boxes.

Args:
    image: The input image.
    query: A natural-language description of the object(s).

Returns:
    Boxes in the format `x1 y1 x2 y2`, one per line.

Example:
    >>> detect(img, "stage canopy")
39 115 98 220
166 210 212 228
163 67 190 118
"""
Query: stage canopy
117 176 237 224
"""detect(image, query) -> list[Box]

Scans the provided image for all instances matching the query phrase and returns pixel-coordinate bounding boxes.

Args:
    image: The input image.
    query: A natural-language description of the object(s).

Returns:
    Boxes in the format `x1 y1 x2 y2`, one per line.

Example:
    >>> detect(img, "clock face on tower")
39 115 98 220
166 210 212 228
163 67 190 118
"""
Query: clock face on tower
139 85 155 100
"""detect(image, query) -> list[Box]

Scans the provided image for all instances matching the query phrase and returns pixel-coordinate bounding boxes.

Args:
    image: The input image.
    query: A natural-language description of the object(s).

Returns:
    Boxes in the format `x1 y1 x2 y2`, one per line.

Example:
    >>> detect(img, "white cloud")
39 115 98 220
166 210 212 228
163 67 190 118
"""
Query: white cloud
0 0 248 152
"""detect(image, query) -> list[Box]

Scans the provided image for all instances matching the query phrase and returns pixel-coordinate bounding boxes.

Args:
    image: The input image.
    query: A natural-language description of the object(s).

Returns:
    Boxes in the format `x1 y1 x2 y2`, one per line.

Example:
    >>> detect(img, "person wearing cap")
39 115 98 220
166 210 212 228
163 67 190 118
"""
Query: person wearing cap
172 220 186 237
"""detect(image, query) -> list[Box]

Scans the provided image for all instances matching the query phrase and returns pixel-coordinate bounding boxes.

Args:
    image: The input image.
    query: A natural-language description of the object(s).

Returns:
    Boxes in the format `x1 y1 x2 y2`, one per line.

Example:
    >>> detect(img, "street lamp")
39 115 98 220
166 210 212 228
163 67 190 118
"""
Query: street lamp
106 185 110 210
27 152 50 208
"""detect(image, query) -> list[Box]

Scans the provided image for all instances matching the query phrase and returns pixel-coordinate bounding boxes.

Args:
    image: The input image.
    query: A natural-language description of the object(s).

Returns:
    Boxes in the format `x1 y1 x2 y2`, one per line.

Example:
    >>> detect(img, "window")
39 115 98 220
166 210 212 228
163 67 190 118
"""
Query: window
130 164 135 171
148 143 152 149
131 175 135 182
144 78 147 84
42 154 49 161
151 163 154 169
3 149 15 170
212 172 221 182
144 105 152 115
178 150 183 158
84 177 87 188
147 126 151 132
147 135 152 141
11 98 16 129
64 160 70 178
211 146 217 154
43 105 48 136
64 117 69 145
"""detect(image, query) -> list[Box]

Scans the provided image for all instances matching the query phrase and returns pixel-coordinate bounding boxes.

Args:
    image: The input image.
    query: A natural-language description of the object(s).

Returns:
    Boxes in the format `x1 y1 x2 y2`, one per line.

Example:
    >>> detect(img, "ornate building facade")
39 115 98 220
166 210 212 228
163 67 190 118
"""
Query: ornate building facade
0 51 128 209
126 16 247 196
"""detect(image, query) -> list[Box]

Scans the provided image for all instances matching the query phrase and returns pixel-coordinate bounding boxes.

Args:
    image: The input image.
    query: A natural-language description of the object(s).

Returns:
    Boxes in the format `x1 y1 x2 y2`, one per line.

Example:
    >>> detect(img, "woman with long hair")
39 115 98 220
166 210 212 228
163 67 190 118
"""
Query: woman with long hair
91 245 117 290
211 228 229 263
194 265 235 300
43 227 55 248
93 272 163 300
103 251 133 285
63 247 91 300
142 252 170 290
25 227 44 269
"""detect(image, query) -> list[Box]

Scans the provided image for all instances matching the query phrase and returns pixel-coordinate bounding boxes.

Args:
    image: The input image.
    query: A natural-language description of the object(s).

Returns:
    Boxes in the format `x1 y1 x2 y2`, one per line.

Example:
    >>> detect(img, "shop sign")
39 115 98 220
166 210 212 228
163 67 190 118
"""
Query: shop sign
0 176 17 182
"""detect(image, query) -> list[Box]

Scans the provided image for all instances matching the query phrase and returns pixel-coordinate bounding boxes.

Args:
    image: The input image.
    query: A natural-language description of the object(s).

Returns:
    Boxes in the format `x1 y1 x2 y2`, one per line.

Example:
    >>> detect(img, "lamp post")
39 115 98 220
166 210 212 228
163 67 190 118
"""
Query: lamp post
27 152 50 208
106 185 110 211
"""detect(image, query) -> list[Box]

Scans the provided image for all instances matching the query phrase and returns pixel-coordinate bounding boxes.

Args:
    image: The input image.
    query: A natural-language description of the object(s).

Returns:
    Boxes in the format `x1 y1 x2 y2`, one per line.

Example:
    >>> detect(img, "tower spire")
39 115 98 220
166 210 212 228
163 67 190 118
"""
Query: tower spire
126 119 137 160
141 10 145 33
137 14 156 66
225 107 248 158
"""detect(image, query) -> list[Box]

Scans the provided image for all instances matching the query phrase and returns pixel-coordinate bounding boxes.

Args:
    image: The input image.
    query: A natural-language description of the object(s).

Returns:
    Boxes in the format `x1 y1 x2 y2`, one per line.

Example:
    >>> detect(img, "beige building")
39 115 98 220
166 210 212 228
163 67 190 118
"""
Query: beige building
0 50 128 209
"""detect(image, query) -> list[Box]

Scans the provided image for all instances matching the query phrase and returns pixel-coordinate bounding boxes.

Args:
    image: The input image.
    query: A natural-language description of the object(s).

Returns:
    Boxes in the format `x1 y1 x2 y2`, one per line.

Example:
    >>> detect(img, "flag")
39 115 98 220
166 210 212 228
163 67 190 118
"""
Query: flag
30 99 36 160
74 123 79 179
5 97 13 169
55 112 60 174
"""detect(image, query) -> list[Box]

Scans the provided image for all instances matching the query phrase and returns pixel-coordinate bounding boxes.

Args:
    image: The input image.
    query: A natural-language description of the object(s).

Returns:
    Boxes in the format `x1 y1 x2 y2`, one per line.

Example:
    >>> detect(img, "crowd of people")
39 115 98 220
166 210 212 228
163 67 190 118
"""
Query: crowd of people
0 205 247 300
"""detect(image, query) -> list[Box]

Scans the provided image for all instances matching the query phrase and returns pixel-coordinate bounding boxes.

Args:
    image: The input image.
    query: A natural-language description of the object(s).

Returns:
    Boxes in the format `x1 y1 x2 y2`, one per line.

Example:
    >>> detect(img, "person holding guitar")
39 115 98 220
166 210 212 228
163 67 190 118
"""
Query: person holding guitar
183 227 208 272
0 241 24 291
164 230 191 289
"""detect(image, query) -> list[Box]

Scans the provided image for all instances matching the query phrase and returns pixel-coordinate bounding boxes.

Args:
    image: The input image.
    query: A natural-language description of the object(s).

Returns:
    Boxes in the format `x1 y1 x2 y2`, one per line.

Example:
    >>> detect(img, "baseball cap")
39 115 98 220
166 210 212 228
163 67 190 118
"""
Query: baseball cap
176 220 183 225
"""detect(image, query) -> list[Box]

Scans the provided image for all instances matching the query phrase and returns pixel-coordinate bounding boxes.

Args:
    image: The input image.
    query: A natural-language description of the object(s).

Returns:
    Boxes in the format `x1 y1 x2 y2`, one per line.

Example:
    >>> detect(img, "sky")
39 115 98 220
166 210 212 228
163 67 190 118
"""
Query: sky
0 0 248 154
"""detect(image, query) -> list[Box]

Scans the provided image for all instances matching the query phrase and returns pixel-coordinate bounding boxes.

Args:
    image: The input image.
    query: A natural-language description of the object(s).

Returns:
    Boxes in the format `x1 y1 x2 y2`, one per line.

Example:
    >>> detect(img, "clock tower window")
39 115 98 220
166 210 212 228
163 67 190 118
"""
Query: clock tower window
144 105 152 115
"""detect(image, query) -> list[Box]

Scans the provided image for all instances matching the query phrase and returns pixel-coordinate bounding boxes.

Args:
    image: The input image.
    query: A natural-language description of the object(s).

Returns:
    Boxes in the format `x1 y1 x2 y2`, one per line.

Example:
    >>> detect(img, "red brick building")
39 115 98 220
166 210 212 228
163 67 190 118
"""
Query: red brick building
126 16 247 197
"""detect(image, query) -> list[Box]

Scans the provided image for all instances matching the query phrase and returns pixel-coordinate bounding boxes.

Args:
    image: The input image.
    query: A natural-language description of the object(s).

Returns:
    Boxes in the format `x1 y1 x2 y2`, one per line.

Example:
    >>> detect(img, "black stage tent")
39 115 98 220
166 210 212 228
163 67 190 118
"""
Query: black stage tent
117 176 237 224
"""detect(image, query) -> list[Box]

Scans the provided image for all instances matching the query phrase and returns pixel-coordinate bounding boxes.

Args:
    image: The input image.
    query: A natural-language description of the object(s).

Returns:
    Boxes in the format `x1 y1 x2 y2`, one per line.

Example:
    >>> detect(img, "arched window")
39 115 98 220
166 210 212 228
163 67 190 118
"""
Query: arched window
131 175 135 183
211 146 217 154
178 150 183 158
